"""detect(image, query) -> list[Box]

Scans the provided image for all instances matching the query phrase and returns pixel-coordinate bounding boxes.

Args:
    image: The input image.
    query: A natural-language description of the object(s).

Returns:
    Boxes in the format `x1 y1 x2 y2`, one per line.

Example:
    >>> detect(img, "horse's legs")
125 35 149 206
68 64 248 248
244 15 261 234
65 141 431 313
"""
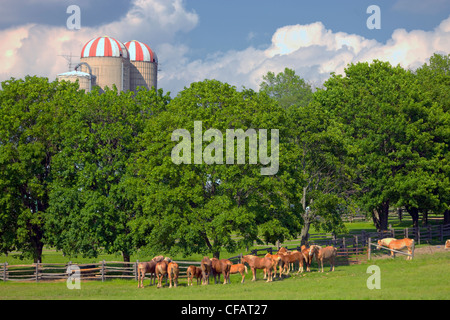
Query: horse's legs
252 268 256 281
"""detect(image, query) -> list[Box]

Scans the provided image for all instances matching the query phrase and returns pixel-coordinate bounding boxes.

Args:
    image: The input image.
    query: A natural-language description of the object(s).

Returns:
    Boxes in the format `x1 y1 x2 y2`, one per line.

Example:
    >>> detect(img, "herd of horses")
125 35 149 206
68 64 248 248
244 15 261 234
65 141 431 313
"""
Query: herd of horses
137 237 417 288
137 244 339 288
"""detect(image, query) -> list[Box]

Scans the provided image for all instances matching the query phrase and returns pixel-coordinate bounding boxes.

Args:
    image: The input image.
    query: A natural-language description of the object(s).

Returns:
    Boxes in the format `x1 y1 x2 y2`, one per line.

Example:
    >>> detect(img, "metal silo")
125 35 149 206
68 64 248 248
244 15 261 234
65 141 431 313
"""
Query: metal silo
79 36 130 92
57 70 94 92
124 40 158 91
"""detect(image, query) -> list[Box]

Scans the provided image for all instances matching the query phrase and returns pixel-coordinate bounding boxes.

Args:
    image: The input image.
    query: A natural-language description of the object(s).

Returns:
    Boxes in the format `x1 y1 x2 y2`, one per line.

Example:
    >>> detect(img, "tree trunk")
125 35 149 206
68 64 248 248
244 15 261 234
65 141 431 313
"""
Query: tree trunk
300 220 311 245
443 209 450 225
372 201 389 231
406 206 420 229
122 251 130 263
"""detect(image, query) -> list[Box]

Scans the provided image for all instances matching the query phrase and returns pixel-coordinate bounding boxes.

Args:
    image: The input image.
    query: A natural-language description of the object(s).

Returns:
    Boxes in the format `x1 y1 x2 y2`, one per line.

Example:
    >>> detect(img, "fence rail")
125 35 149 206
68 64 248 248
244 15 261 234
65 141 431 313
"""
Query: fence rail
1 260 200 283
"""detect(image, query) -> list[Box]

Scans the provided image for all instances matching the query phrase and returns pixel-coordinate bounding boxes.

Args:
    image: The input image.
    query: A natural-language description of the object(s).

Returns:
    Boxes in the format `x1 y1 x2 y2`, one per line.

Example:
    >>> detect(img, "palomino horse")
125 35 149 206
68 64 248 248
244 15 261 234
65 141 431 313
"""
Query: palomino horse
377 238 415 260
211 258 232 285
186 265 203 286
376 238 397 248
309 245 337 272
241 255 275 282
137 255 164 288
229 263 248 283
201 256 212 285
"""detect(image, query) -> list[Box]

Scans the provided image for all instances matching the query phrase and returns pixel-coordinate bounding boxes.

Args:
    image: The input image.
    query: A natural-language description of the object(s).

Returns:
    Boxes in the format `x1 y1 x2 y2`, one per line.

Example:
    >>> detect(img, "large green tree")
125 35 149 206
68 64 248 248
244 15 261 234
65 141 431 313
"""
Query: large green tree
132 80 299 258
45 86 170 261
0 76 79 262
315 60 449 230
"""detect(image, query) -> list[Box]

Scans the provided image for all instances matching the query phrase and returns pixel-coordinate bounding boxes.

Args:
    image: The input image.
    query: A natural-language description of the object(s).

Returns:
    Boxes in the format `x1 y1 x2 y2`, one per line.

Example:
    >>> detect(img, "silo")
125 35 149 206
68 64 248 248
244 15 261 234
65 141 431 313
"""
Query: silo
57 70 94 92
79 36 130 92
124 40 158 91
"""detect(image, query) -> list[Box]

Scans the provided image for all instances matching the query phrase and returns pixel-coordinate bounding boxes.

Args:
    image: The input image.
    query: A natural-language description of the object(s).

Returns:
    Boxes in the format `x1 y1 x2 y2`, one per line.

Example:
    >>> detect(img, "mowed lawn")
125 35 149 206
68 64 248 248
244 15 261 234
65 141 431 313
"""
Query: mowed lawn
0 251 448 300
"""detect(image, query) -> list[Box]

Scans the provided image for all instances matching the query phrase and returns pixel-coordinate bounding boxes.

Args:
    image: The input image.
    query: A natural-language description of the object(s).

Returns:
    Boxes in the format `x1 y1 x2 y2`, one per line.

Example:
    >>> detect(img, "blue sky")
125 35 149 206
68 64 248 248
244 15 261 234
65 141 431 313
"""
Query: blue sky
1 0 449 94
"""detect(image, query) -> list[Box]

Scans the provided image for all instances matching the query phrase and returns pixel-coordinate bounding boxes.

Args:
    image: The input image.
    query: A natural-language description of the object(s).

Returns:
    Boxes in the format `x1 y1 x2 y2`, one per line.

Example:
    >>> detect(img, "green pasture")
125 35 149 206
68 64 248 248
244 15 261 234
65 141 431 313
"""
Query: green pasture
1 251 448 300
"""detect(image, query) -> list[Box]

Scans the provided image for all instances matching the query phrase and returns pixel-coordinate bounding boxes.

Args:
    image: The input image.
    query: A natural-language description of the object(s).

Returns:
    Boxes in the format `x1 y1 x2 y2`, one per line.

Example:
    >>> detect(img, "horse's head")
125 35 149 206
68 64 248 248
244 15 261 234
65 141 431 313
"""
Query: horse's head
376 240 382 250
308 245 318 257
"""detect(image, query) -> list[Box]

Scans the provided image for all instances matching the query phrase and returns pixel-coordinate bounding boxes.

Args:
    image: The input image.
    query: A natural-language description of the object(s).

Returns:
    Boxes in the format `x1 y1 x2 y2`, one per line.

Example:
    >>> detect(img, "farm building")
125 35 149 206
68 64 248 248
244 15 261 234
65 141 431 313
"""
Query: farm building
57 35 158 93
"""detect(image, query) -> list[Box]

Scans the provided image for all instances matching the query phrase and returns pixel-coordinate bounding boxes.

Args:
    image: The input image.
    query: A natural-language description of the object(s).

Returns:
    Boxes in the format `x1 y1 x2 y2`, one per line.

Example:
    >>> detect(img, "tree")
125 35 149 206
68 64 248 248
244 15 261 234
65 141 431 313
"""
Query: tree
260 68 313 109
45 86 171 261
315 59 449 230
132 80 299 258
0 76 79 262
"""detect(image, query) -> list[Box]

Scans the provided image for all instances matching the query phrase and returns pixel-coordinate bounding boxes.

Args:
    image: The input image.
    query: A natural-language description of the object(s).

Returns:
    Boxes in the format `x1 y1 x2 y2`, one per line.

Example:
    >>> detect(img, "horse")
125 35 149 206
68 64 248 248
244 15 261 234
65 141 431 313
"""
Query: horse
229 263 248 283
137 255 165 288
211 258 232 285
300 245 311 272
201 256 212 285
187 265 203 286
377 238 415 260
376 238 397 249
241 255 275 282
309 245 337 272
279 251 306 275
445 239 450 250
167 261 179 288
263 253 283 279
155 259 169 288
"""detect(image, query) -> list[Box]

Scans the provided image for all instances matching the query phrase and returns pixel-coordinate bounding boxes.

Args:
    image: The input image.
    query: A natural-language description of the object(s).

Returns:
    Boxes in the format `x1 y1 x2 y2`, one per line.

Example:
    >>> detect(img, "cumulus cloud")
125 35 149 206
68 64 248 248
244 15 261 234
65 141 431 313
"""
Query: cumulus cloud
160 15 450 93
1 0 449 95
0 0 198 83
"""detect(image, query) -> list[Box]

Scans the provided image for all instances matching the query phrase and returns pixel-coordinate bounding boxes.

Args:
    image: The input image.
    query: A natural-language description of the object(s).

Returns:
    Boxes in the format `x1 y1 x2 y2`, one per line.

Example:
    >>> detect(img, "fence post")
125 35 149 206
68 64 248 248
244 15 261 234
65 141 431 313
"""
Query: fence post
134 260 138 281
3 262 7 282
367 237 372 261
440 225 444 242
35 260 40 283
101 260 105 282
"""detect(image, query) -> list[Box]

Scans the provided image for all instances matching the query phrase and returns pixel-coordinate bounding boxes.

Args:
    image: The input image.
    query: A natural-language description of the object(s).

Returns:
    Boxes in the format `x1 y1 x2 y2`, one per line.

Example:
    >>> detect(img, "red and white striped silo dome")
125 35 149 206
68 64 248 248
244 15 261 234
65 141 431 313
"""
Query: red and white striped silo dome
81 36 129 59
124 40 158 63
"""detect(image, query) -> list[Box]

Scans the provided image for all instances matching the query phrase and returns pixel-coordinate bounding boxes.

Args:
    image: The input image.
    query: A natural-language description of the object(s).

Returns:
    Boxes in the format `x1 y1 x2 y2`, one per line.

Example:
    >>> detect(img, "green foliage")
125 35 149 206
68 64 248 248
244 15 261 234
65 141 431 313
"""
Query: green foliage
132 80 298 258
260 67 313 109
0 53 448 262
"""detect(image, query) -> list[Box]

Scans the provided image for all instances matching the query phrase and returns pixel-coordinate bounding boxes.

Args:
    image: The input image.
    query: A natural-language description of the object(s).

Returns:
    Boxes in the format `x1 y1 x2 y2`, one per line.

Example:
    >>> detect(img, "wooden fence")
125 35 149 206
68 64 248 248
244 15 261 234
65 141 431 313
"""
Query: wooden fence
1 260 200 283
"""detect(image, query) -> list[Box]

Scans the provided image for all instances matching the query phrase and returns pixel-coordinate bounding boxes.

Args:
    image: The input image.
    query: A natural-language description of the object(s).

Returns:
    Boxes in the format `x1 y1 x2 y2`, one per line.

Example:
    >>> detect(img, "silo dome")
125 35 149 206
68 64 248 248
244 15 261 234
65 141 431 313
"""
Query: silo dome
79 35 130 92
125 40 158 63
124 40 158 91
81 36 129 59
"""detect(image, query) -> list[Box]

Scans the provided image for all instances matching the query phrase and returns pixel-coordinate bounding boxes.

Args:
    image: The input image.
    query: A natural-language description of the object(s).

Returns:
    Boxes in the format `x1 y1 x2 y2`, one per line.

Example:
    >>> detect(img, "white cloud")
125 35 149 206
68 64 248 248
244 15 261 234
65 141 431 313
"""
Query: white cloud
1 0 449 96
159 15 450 93
0 0 198 84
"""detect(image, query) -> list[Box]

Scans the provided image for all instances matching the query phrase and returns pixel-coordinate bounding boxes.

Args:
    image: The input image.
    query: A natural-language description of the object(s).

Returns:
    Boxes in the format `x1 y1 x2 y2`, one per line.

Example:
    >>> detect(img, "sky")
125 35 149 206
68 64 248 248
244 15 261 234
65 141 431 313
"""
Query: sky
1 0 450 95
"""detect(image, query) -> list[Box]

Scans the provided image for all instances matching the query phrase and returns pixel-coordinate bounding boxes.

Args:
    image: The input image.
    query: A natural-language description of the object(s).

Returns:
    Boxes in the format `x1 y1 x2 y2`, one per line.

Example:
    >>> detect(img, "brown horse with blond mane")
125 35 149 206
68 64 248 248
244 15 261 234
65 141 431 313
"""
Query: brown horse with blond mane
137 255 164 288
309 245 337 272
229 263 248 283
241 255 275 282
187 265 203 286
211 258 232 285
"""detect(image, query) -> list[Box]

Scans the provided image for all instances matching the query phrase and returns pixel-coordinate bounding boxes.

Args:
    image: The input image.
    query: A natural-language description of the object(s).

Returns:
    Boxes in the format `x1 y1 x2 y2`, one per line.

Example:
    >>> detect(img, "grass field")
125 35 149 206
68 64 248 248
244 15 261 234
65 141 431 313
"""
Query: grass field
1 250 448 300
